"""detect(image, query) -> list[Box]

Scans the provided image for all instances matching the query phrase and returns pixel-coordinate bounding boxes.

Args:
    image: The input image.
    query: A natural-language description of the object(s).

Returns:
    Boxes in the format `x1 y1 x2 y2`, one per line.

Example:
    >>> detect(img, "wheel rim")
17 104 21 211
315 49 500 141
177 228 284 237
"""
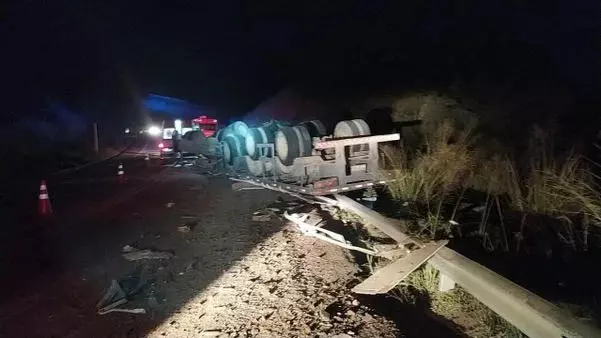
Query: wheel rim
275 130 288 161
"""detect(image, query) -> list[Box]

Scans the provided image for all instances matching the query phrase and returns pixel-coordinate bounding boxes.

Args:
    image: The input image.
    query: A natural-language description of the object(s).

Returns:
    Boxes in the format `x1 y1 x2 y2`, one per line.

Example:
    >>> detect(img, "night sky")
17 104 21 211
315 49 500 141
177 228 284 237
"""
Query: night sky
3 0 600 125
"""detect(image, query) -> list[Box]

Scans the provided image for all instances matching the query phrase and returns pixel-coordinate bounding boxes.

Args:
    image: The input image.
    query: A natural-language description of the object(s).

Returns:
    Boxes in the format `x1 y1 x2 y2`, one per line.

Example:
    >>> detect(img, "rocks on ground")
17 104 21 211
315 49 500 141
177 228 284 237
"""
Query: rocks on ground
146 206 398 338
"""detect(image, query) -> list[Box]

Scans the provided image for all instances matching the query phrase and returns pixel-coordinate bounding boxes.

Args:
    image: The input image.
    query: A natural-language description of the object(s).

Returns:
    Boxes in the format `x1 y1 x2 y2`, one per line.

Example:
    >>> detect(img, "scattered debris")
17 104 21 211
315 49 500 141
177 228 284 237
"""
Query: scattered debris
97 279 127 315
100 307 147 315
122 245 174 261
185 258 200 272
252 212 271 222
472 205 486 213
166 202 175 208
198 329 222 337
122 244 135 252
177 220 198 233
148 214 398 338
331 333 353 338
178 225 192 233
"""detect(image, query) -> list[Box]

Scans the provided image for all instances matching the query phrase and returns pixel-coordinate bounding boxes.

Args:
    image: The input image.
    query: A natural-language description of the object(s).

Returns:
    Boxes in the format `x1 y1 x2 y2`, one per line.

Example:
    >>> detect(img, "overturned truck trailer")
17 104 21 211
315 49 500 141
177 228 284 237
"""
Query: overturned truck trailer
216 119 400 195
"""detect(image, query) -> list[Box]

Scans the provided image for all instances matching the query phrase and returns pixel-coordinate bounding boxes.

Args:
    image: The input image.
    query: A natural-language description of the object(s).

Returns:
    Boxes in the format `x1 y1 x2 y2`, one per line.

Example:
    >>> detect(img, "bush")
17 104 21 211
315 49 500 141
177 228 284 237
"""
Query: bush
381 119 476 206
391 93 477 149
381 93 601 252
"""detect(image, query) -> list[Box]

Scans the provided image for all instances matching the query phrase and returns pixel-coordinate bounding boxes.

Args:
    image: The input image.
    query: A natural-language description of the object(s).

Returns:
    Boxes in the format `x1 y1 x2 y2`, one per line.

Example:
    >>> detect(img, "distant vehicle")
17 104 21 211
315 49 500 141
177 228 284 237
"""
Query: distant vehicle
145 116 219 156
192 116 218 138
179 129 219 157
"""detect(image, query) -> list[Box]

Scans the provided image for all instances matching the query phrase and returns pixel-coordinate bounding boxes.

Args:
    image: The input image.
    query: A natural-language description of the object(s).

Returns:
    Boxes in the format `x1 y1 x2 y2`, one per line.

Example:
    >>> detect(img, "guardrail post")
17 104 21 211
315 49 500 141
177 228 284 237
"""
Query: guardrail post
93 122 99 154
438 271 456 292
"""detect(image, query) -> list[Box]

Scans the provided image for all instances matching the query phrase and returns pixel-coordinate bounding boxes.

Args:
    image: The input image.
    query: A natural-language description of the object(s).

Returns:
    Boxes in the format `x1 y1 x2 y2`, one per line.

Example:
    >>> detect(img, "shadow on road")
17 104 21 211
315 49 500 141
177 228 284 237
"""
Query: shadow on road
0 155 465 337
0 155 286 337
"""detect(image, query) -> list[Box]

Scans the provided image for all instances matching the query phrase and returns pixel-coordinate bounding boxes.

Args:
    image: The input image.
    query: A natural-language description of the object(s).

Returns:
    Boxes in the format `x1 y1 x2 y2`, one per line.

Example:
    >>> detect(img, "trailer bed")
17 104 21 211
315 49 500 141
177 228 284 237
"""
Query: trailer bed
230 175 394 196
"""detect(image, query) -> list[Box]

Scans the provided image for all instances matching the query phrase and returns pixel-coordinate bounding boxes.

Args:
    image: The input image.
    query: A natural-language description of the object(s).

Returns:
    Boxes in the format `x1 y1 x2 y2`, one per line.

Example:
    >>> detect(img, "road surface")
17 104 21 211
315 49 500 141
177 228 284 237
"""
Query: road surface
0 144 460 337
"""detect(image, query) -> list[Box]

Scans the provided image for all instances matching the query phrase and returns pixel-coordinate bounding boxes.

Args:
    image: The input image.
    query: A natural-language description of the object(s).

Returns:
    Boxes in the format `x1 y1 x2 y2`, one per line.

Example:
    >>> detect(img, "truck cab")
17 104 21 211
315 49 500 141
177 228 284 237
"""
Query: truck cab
192 116 218 137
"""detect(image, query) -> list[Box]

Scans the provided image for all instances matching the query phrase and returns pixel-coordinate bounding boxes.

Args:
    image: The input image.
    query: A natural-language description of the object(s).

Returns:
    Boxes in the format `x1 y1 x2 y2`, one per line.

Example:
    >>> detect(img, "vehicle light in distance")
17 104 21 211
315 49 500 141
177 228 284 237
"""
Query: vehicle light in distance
158 142 164 149
124 128 130 134
147 125 161 136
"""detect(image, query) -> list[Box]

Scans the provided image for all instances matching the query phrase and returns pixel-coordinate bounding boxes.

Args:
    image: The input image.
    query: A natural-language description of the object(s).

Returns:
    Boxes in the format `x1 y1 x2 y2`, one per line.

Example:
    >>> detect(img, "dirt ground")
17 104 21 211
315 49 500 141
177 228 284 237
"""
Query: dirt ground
145 204 399 338
0 161 401 338
126 172 399 338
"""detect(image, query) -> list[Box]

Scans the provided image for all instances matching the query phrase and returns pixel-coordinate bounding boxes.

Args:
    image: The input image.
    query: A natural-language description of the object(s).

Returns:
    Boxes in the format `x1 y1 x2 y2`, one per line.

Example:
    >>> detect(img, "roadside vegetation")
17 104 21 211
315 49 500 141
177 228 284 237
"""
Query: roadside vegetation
391 264 524 338
381 93 601 255
369 93 601 335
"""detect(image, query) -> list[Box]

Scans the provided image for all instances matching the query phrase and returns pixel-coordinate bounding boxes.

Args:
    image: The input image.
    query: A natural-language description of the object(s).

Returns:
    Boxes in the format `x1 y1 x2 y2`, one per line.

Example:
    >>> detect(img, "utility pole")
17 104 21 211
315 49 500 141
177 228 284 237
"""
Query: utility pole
93 122 99 154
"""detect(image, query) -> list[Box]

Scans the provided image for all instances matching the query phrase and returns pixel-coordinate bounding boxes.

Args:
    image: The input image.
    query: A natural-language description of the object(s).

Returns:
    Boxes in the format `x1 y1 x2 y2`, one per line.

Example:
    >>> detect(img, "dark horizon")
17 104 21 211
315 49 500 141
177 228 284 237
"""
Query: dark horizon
3 0 600 125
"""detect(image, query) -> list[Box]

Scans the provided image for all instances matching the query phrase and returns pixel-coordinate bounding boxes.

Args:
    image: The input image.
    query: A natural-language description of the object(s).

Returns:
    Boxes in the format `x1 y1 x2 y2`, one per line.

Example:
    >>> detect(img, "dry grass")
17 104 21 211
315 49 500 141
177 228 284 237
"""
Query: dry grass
380 118 477 238
380 119 476 207
519 154 601 222
382 93 601 249
392 93 478 149
391 265 524 338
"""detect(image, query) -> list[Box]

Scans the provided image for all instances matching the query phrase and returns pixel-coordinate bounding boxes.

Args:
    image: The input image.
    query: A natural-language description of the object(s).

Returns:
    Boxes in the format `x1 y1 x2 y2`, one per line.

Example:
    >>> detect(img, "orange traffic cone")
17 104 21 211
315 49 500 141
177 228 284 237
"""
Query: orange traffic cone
38 180 53 216
117 163 126 183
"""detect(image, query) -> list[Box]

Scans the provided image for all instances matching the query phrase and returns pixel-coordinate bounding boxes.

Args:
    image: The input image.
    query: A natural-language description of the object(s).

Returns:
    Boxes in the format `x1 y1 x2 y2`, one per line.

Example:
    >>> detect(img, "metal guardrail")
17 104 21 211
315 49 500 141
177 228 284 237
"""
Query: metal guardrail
331 195 601 338
230 166 601 337
429 248 601 338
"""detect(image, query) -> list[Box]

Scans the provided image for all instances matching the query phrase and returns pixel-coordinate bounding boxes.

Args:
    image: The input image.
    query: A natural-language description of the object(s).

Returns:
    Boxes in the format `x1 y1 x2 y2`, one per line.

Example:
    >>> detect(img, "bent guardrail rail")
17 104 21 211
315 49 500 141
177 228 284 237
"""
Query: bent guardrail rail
332 194 601 338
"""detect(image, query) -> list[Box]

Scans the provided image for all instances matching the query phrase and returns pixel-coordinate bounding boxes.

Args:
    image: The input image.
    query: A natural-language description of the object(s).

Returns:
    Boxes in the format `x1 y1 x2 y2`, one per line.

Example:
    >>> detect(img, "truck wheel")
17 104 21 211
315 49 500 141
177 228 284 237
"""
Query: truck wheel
275 126 300 166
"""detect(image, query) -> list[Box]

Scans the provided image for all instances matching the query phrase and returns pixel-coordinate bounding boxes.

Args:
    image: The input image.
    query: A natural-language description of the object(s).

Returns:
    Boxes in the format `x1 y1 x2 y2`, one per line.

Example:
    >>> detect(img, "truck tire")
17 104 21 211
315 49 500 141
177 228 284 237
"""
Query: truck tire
333 119 371 152
275 127 300 166
231 121 250 137
295 124 312 157
302 120 327 137
245 127 275 160
221 134 246 165
215 128 225 141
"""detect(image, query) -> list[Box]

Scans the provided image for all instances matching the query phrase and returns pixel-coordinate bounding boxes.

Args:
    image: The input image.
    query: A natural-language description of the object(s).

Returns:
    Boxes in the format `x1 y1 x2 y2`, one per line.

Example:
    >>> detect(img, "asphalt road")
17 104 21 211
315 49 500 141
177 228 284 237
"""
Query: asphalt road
0 138 202 336
0 138 461 338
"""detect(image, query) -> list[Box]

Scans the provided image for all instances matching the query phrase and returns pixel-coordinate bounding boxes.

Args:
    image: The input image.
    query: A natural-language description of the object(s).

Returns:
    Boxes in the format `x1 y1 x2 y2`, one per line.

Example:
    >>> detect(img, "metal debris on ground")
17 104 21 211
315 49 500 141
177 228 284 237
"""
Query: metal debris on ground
284 211 378 256
97 279 143 315
122 245 175 261
251 201 300 222
96 277 147 316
